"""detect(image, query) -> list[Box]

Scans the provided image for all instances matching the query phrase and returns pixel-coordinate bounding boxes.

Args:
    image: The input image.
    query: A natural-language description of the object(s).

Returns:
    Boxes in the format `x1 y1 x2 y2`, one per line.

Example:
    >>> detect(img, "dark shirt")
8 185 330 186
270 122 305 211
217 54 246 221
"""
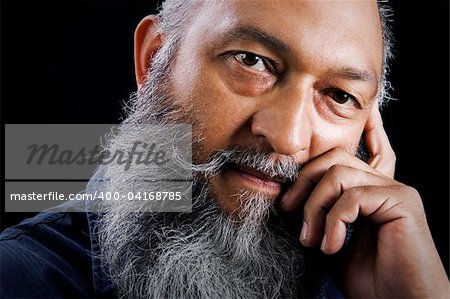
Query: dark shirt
1 201 114 298
0 200 344 298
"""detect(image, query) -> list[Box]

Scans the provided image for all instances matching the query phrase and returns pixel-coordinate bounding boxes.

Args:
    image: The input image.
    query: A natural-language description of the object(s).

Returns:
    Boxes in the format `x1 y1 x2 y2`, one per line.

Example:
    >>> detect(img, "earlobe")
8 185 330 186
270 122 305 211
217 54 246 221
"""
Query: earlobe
134 15 163 89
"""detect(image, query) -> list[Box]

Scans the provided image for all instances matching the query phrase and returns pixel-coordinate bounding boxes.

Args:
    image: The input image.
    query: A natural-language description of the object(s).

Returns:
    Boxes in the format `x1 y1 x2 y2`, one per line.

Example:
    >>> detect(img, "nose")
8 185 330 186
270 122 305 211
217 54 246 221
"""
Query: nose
250 86 312 156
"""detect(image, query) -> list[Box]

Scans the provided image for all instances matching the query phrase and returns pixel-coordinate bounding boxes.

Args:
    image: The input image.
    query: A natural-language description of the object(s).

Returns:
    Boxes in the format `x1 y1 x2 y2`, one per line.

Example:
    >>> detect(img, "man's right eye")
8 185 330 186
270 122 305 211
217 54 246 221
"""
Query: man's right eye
322 88 360 108
234 52 270 72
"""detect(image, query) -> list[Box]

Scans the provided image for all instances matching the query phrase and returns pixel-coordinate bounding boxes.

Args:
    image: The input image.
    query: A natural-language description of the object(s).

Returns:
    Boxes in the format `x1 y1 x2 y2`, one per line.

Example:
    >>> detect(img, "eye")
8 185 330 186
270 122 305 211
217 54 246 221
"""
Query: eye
322 88 359 107
234 52 268 72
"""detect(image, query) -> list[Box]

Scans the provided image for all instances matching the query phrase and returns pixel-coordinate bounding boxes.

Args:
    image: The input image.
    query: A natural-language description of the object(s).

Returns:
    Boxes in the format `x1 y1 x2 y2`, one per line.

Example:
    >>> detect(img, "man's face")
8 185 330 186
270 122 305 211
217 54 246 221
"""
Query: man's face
161 0 383 213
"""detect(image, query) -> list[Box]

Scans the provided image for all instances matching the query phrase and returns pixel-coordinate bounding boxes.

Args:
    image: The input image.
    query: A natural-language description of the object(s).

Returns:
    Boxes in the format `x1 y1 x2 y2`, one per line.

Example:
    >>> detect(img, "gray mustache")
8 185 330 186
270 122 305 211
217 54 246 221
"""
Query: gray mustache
192 146 301 183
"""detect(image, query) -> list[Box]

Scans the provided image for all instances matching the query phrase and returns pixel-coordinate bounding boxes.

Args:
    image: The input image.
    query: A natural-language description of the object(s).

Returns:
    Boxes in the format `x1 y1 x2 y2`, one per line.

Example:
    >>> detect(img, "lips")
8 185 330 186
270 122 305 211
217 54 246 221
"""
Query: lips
226 163 289 194
236 164 287 184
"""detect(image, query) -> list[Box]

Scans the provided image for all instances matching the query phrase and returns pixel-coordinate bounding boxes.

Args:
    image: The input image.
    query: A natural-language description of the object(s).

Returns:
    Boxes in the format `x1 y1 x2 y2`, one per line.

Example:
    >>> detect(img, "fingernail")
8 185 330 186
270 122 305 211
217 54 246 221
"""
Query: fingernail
320 234 327 252
300 221 308 241
281 188 292 204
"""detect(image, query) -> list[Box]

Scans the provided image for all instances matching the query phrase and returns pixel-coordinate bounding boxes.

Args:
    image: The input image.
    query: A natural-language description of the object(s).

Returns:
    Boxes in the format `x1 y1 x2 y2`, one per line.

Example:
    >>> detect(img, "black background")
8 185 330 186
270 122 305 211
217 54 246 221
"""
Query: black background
1 0 449 274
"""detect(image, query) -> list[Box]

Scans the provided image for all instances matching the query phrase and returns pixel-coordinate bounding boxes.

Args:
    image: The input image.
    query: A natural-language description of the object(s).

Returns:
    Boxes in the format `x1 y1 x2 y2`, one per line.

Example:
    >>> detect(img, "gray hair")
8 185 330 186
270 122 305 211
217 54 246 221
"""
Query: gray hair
153 0 395 107
377 1 395 106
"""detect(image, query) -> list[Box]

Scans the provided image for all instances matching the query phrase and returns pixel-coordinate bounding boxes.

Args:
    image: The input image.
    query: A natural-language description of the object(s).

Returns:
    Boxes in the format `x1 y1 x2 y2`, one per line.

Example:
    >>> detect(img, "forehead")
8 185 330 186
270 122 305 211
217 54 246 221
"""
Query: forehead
184 0 383 78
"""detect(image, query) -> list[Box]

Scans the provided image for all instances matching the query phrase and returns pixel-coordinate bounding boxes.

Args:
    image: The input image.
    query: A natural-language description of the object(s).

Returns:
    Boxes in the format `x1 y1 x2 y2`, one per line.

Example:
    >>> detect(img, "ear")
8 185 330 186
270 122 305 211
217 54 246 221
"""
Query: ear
134 15 163 89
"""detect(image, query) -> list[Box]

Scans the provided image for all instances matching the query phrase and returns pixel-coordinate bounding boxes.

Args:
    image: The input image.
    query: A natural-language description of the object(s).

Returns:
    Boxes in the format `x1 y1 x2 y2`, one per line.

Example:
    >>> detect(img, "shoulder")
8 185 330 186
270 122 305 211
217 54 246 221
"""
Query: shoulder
1 202 95 298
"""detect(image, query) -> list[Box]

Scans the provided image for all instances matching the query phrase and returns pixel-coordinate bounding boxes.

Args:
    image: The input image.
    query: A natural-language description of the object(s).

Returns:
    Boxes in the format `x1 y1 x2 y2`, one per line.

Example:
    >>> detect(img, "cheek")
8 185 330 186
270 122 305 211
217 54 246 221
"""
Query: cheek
310 119 366 157
178 69 260 160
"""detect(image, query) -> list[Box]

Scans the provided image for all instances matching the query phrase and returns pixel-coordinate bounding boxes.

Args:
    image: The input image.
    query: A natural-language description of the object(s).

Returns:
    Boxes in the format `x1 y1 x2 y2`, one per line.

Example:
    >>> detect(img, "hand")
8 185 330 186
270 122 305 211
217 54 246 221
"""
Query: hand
281 106 449 298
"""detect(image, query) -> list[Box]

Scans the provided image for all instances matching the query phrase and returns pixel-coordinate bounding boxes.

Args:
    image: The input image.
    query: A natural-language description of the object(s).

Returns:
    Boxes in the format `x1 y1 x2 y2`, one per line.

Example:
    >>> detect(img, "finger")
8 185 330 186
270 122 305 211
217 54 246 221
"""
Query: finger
365 105 396 178
281 147 380 212
321 185 412 254
300 165 398 248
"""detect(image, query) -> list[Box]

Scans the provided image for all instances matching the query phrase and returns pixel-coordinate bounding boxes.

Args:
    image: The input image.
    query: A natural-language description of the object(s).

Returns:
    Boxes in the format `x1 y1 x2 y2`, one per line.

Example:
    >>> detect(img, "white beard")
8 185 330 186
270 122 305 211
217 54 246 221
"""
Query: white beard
97 180 317 299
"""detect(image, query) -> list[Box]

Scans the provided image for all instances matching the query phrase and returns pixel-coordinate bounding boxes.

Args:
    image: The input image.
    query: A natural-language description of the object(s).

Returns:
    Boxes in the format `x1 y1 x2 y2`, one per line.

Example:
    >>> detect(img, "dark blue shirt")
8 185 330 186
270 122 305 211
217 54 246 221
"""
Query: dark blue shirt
0 200 344 298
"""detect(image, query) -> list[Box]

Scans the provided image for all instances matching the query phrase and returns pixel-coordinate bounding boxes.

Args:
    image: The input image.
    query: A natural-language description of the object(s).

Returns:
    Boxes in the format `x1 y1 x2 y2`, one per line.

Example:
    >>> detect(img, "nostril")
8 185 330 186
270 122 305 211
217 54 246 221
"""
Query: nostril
250 123 268 138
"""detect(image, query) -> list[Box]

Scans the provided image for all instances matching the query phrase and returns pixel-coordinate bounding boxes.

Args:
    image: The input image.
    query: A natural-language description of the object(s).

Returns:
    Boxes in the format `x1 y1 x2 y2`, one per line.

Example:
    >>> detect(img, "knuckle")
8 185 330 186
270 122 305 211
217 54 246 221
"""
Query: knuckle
402 185 420 200
390 150 397 161
386 150 396 164
397 185 426 217
344 186 364 199
341 187 364 209
327 164 347 179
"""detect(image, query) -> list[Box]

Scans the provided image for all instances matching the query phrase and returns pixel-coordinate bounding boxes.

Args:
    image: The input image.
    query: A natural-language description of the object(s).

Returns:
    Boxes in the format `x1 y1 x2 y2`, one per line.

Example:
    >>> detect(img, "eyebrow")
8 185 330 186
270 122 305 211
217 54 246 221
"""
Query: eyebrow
214 25 294 56
332 67 379 88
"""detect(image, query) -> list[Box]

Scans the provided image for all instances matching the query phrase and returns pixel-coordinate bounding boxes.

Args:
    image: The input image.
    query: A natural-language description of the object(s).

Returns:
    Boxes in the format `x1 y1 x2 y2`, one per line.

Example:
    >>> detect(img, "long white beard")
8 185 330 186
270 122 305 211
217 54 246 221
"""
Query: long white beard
97 181 313 299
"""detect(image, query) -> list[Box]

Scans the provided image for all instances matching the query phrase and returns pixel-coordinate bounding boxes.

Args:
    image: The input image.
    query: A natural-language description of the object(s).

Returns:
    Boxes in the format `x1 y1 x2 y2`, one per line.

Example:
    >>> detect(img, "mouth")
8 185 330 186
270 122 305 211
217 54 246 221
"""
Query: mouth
224 163 289 197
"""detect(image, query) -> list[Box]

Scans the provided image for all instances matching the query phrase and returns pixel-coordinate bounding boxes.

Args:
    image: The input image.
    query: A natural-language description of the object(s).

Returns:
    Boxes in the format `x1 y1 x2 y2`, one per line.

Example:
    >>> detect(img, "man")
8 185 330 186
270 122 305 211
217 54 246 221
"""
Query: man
1 0 448 298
